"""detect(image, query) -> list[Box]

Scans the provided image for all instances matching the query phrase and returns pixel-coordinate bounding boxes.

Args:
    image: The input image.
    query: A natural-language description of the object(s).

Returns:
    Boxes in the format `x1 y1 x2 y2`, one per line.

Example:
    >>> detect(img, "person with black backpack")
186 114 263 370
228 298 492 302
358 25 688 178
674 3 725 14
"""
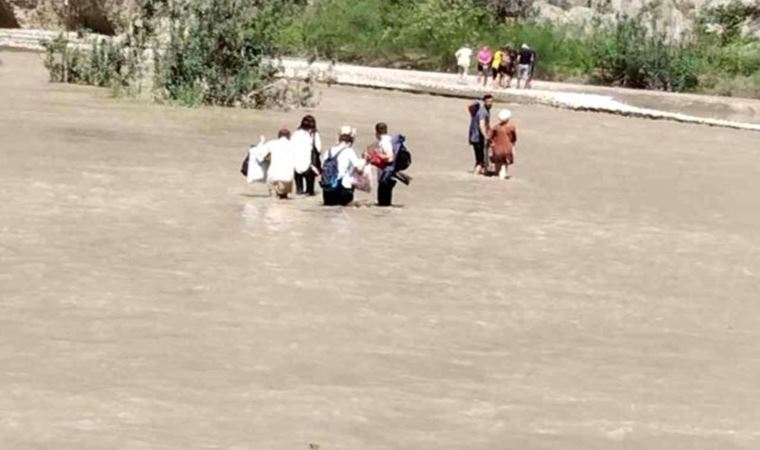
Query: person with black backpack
368 122 412 207
320 126 365 207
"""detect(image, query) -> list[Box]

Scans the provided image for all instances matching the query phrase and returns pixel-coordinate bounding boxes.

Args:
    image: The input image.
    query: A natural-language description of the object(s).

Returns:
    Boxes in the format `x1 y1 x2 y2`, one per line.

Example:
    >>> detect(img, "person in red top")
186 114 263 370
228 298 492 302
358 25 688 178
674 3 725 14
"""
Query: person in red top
489 109 517 179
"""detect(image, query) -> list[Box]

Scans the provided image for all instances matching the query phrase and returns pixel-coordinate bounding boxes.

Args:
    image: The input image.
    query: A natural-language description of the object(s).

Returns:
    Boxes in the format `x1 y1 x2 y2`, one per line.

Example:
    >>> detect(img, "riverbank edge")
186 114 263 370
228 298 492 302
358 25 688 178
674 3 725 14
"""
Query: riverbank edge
2 28 759 133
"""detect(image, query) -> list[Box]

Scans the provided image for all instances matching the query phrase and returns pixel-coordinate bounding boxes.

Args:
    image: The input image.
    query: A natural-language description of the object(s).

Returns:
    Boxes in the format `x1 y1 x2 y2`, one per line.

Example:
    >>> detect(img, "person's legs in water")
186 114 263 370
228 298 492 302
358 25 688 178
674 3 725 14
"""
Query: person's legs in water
472 141 485 173
493 163 506 179
323 187 354 206
272 181 292 199
323 189 338 206
294 172 305 195
304 171 316 196
377 176 397 207
338 187 354 206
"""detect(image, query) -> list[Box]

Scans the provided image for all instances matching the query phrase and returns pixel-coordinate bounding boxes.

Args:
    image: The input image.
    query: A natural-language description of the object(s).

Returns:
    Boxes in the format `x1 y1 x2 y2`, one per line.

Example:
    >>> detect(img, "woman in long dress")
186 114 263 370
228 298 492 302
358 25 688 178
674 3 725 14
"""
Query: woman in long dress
489 109 517 179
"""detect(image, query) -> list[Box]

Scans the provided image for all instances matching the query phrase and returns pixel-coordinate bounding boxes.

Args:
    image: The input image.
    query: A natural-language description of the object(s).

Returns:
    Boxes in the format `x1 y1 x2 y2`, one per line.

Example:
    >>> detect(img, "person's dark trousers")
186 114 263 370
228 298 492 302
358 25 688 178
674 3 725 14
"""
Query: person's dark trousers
294 171 305 195
294 171 316 195
377 177 397 207
323 187 354 206
471 140 485 167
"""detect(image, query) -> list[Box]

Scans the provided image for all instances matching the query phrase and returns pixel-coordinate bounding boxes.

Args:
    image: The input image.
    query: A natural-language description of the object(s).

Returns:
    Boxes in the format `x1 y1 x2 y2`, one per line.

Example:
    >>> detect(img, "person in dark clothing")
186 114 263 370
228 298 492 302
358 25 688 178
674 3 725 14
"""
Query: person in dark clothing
468 94 494 174
506 45 519 88
517 44 537 89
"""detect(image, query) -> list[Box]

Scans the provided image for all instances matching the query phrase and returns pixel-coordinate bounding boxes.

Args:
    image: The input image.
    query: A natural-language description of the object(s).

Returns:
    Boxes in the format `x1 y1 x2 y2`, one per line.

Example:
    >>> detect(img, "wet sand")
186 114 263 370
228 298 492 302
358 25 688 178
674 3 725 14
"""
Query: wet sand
1 50 759 449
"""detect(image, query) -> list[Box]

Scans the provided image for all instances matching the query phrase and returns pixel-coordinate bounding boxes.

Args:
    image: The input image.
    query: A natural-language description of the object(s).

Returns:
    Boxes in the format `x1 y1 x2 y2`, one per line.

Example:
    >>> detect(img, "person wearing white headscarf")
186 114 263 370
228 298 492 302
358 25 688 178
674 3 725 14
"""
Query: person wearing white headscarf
488 109 517 179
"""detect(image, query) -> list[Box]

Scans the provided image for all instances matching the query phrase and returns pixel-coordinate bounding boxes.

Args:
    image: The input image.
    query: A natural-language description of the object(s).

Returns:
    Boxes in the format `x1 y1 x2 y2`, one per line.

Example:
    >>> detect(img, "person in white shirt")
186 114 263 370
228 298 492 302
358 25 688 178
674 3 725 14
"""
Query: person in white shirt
291 115 322 196
321 126 366 207
374 122 396 207
262 129 295 199
455 45 473 80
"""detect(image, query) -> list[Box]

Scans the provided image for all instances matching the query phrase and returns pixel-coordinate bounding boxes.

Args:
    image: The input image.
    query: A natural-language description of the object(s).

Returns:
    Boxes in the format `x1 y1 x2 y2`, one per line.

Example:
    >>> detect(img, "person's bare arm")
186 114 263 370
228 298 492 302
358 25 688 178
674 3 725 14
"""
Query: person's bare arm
479 119 488 139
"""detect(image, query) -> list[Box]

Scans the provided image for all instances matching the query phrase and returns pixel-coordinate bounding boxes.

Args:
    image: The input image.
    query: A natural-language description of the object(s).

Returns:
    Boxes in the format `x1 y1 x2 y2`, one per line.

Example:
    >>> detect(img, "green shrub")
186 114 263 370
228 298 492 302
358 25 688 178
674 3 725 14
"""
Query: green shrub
588 17 702 92
698 0 757 46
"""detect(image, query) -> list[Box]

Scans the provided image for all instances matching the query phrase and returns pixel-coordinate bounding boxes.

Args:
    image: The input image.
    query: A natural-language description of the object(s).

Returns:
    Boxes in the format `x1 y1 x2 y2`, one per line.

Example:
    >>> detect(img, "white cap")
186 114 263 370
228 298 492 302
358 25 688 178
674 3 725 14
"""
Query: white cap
498 109 512 121
339 125 356 137
521 43 529 49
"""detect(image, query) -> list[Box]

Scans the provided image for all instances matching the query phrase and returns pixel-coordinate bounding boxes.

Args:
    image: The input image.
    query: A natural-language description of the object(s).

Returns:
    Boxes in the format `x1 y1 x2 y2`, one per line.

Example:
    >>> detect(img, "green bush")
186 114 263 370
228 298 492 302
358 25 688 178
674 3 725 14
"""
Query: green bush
588 18 702 92
275 0 760 97
155 0 280 107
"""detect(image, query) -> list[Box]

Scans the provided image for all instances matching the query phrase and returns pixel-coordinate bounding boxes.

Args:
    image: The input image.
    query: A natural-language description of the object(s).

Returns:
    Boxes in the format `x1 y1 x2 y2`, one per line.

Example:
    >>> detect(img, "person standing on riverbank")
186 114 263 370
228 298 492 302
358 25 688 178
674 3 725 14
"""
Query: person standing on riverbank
491 46 505 88
517 44 537 89
477 46 493 88
468 94 493 174
455 45 473 81
489 109 517 179
505 45 519 88
292 115 322 196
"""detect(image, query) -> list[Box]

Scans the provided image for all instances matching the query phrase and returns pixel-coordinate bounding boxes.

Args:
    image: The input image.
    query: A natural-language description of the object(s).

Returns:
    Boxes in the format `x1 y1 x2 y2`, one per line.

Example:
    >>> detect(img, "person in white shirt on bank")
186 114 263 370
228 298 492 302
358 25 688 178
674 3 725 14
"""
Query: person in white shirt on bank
262 128 296 199
321 126 366 207
291 115 322 196
455 45 473 81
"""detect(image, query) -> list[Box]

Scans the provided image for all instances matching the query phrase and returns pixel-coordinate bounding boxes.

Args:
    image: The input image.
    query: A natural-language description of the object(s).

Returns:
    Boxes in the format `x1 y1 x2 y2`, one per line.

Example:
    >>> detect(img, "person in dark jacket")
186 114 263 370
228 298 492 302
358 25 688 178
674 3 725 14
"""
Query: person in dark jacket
468 94 494 174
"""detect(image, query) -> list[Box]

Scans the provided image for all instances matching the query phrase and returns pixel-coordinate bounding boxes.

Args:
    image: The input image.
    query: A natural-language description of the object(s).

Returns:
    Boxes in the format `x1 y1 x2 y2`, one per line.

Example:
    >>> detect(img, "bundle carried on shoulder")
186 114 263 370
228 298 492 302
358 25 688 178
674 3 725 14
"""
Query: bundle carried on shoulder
241 142 269 184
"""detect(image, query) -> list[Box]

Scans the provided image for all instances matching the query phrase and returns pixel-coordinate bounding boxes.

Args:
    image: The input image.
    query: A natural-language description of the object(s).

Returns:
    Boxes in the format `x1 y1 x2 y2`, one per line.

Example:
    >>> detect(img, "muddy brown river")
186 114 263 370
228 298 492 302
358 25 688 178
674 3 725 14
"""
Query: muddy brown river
1 50 759 449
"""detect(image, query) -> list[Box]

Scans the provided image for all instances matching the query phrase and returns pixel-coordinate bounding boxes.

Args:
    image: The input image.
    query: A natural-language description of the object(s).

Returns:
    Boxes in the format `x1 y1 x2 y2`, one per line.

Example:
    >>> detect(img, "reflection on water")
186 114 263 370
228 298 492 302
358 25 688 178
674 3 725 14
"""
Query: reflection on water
241 201 296 234
240 197 355 236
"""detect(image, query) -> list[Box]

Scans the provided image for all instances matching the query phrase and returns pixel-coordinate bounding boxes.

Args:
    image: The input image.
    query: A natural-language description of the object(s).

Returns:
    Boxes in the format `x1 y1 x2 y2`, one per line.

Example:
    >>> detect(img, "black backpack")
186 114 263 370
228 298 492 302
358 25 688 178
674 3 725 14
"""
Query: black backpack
392 134 411 172
240 153 249 177
320 148 345 191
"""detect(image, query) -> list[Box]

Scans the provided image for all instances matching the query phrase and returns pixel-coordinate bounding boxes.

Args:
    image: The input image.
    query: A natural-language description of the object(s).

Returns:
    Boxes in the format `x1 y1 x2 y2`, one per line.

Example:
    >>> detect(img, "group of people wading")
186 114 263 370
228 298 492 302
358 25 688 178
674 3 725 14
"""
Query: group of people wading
243 115 412 207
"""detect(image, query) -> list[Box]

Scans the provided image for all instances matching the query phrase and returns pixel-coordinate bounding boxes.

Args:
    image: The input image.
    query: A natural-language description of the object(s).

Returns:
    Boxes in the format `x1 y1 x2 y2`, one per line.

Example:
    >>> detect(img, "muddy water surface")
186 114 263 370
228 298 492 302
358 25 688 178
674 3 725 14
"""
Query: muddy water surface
1 50 759 449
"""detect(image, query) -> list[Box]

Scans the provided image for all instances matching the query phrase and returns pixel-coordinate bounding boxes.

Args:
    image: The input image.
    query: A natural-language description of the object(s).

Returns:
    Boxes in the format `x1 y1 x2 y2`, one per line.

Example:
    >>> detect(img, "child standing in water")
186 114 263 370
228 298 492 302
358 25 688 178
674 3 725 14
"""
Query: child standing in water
489 109 517 179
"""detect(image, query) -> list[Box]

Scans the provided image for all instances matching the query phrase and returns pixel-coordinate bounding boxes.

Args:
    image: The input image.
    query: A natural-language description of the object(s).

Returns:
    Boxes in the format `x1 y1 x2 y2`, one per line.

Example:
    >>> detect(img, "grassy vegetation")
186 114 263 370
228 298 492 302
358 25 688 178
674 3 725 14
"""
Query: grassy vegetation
43 0 318 108
276 0 760 98
43 0 760 100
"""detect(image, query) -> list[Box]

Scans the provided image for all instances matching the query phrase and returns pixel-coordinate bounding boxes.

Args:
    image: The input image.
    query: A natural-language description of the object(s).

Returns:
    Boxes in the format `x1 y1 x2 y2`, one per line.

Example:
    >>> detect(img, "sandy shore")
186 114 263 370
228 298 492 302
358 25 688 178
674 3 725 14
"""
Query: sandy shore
2 50 759 449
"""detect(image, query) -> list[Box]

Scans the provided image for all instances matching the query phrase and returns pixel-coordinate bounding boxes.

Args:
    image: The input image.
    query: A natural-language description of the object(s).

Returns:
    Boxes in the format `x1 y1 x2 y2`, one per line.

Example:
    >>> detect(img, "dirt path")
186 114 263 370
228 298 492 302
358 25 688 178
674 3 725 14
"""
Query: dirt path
1 50 759 450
